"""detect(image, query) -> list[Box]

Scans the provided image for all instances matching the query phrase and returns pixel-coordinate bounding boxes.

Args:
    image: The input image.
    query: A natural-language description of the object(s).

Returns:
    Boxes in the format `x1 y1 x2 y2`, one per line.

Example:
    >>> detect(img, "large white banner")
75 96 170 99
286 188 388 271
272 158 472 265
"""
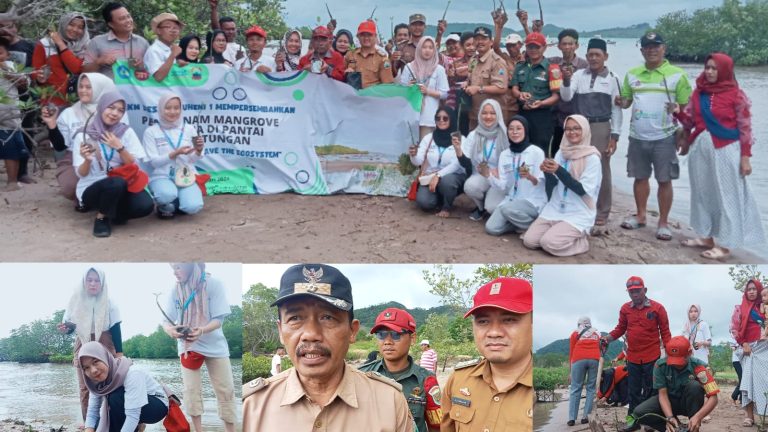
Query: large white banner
114 61 423 196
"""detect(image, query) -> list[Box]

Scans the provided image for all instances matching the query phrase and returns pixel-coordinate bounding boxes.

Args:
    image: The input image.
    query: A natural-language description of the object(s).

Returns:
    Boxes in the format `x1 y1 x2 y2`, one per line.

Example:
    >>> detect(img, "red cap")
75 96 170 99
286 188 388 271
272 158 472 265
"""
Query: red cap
312 26 332 38
665 336 691 367
357 20 377 35
245 25 267 39
626 276 646 291
180 351 205 369
107 163 148 193
464 277 533 318
371 307 416 333
525 32 547 47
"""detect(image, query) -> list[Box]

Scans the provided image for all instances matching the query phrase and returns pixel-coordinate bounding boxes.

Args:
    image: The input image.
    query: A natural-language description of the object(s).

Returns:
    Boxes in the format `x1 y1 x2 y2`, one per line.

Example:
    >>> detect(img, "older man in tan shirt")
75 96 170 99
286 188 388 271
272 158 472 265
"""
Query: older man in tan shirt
242 264 414 431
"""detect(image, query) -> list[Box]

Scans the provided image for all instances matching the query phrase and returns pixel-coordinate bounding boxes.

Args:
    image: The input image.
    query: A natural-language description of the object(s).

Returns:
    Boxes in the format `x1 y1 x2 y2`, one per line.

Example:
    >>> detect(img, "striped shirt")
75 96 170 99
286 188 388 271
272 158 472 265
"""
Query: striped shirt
420 348 438 373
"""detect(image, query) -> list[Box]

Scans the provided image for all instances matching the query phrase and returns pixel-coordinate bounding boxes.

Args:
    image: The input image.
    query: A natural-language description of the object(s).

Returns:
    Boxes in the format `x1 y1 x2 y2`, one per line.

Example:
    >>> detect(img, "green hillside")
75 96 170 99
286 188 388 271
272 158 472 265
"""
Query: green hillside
355 301 453 330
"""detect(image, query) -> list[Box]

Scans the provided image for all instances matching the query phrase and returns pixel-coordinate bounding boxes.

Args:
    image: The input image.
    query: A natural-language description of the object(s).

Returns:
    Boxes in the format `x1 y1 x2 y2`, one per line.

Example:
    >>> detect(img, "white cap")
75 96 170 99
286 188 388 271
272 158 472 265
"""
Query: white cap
504 33 523 45
446 34 460 43
420 339 430 345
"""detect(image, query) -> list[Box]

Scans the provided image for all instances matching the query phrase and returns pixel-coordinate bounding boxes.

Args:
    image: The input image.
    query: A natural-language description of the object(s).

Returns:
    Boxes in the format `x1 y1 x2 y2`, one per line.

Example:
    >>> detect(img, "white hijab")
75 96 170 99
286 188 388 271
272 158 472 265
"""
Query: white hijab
66 267 110 346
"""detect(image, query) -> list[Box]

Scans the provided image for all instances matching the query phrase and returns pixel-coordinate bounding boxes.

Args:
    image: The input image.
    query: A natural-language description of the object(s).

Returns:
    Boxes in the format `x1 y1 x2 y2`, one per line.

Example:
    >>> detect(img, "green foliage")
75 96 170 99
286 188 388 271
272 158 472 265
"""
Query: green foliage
222 305 243 357
0 310 73 363
536 333 624 360
533 366 569 390
397 153 417 176
243 283 280 354
423 264 533 311
354 301 452 329
655 0 768 65
729 265 768 292
48 353 74 363
708 342 734 374
242 351 292 383
533 352 568 368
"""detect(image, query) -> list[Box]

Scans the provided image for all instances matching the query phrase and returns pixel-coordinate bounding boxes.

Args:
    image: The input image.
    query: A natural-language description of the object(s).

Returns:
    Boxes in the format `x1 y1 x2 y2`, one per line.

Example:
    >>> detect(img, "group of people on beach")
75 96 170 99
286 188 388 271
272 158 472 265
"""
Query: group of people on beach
566 276 768 431
0 1 764 257
58 263 236 431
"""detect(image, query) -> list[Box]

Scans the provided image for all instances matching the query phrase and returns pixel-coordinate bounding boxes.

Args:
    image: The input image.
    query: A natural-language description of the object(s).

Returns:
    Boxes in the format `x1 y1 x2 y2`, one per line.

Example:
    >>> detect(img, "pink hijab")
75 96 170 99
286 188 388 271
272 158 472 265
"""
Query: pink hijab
409 36 439 83
79 341 132 432
559 114 601 208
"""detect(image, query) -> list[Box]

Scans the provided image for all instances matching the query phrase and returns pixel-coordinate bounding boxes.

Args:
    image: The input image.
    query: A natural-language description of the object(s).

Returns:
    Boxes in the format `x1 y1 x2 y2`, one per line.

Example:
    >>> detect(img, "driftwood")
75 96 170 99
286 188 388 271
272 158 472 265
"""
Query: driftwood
0 0 61 23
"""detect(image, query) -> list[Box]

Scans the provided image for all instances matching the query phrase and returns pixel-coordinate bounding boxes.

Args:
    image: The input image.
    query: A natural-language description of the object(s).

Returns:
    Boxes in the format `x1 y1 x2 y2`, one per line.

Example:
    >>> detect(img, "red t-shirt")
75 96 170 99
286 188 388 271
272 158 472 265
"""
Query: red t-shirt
569 330 601 364
609 299 671 364
298 49 346 82
31 41 83 106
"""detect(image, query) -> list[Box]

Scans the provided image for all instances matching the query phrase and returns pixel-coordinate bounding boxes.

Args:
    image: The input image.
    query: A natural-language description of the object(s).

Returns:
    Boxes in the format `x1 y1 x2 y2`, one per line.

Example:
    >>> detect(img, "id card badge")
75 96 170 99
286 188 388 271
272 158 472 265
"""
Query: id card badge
169 166 176 179
559 200 567 212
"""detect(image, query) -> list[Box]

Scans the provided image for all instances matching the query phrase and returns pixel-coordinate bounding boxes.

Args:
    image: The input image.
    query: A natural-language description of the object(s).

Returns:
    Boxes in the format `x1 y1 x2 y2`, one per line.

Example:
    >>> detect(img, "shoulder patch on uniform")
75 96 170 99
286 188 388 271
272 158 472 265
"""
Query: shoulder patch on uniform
363 370 403 391
383 61 391 69
242 377 268 399
454 358 481 370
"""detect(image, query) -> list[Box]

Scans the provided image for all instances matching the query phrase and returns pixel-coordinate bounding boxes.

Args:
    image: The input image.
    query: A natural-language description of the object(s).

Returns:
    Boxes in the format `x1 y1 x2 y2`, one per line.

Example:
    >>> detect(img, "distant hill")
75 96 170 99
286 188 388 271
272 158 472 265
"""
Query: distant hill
536 333 625 360
355 301 454 329
424 22 650 39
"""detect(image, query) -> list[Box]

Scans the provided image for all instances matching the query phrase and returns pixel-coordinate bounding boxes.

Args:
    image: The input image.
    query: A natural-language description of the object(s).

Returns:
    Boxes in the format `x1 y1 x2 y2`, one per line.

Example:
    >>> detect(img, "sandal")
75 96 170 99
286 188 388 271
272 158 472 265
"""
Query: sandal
655 226 673 241
620 216 646 230
742 418 754 427
681 238 713 248
701 247 730 260
594 218 607 226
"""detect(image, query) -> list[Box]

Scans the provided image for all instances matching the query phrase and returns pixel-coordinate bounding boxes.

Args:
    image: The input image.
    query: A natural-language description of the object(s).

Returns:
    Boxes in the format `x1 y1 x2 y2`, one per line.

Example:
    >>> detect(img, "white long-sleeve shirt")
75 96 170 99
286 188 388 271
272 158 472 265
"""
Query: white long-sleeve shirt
142 123 202 181
538 151 602 233
489 146 547 211
560 67 623 138
409 133 463 178
399 64 449 128
85 367 167 432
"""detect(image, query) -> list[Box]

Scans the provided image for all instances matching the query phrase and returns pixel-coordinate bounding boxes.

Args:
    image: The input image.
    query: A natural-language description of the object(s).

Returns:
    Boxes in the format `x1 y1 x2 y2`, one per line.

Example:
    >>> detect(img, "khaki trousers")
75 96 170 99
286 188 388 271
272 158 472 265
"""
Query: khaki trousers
523 218 589 256
181 356 237 423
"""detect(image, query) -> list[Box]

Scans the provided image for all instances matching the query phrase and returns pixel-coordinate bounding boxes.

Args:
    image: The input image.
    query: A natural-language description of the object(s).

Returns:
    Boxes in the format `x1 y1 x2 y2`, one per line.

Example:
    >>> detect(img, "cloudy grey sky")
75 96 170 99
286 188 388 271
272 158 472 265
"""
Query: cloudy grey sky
0 263 242 339
533 265 767 351
243 264 485 310
281 0 720 32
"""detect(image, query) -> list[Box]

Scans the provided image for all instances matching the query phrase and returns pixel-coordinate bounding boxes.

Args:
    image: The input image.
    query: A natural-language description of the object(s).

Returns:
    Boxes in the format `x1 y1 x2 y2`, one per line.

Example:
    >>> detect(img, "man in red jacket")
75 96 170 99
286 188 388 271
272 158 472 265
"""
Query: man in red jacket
602 276 671 432
298 26 345 82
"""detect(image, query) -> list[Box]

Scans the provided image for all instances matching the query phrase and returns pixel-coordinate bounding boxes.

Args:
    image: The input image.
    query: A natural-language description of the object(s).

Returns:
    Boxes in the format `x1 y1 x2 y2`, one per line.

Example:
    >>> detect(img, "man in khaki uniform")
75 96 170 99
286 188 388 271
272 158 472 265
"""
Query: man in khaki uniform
242 264 414 431
392 13 425 76
441 277 534 431
345 20 394 89
464 26 509 130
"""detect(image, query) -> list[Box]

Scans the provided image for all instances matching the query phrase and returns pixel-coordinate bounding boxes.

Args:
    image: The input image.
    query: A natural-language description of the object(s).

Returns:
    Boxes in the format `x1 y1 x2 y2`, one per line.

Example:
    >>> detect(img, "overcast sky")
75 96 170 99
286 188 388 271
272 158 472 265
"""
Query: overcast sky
0 263 241 339
242 264 487 311
533 265 767 351
281 0 721 32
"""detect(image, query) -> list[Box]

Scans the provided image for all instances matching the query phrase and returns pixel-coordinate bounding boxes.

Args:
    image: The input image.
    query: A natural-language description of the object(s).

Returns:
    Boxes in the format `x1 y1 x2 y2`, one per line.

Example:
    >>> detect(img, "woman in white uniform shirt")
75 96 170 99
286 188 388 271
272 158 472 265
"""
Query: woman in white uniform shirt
399 36 449 140
523 114 602 256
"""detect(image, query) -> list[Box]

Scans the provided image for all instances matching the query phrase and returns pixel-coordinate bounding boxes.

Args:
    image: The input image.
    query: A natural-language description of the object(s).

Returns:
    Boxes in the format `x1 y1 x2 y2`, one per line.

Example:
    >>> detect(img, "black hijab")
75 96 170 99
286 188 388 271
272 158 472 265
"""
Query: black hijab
433 106 458 148
202 30 227 64
177 34 201 63
507 115 531 154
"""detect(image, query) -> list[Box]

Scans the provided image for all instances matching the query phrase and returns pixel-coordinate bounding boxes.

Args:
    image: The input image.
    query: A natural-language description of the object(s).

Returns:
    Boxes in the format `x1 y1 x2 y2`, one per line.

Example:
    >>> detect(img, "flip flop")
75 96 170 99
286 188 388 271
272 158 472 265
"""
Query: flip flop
594 218 607 226
620 216 646 230
701 247 730 260
681 238 713 248
655 226 673 241
742 418 754 427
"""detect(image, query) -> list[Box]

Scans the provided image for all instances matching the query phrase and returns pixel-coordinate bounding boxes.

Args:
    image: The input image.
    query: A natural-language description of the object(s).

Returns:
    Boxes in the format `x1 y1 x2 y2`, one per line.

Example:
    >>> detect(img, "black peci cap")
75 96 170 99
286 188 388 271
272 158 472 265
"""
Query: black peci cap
271 264 353 311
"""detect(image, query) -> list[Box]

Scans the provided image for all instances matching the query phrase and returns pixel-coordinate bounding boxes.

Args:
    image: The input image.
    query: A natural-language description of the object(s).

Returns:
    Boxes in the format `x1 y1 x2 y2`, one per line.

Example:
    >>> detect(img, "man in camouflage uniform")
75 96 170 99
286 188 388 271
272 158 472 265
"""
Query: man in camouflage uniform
359 307 441 432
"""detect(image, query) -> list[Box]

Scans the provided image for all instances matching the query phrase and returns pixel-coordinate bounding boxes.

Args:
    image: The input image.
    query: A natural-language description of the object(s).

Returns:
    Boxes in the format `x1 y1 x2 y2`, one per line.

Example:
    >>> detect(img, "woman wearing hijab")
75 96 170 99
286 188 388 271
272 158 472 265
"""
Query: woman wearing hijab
730 279 768 427
201 30 232 66
57 267 123 421
333 29 354 57
675 53 765 260
567 317 601 427
31 12 89 106
142 93 205 219
523 114 601 256
72 91 154 237
681 304 712 364
176 34 201 66
459 99 507 221
275 29 302 72
163 263 236 432
41 73 116 204
485 115 547 236
399 36 449 140
80 342 167 432
409 106 466 218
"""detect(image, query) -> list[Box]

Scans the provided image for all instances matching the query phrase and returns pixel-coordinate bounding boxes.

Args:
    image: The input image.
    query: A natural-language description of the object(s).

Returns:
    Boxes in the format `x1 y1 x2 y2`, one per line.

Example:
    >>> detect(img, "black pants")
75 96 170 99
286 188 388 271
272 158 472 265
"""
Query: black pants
551 124 565 159
106 387 168 432
415 172 466 212
456 103 471 138
633 381 705 432
81 177 154 221
520 108 555 156
732 360 743 402
627 359 657 415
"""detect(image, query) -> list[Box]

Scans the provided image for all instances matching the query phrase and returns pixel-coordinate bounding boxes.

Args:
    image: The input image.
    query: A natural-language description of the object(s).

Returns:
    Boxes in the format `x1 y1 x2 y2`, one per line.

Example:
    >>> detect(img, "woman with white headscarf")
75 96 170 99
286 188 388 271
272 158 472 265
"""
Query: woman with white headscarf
568 316 601 427
275 29 303 72
458 99 508 221
79 341 167 432
399 36 449 140
524 114 601 256
142 93 205 219
42 73 116 204
163 263 236 432
682 304 712 364
32 12 90 106
57 267 123 421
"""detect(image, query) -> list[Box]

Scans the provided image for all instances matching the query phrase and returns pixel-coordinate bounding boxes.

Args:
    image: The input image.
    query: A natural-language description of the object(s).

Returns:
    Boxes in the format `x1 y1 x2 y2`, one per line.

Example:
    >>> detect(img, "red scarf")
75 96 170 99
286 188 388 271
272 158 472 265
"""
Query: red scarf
738 278 764 344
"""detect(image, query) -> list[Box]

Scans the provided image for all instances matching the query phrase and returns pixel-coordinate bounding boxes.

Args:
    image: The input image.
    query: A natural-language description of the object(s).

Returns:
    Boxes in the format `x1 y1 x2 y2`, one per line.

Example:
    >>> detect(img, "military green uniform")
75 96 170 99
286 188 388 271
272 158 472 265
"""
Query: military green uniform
510 58 561 102
360 355 441 432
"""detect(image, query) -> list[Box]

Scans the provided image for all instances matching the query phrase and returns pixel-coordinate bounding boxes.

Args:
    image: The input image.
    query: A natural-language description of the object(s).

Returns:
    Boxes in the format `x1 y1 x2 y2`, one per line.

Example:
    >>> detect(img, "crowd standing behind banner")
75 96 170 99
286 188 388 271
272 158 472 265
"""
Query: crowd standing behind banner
0 1 765 257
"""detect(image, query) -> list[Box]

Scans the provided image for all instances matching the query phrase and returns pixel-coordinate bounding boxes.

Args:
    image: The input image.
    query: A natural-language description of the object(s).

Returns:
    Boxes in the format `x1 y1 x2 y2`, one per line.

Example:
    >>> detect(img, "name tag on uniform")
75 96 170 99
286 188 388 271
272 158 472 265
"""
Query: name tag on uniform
451 397 471 407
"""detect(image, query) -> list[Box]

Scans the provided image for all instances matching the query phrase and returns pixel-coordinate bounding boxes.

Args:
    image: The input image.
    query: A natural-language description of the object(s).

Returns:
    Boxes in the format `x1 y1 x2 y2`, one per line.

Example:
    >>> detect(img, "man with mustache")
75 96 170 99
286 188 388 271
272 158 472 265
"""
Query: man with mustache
242 264 414 431
441 277 534 431
359 307 442 432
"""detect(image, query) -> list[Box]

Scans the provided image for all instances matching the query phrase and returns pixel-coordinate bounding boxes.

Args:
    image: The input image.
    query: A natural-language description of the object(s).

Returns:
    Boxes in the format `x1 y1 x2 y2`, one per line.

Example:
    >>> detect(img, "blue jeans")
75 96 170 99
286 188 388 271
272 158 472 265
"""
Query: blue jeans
569 359 599 421
627 359 657 415
149 177 204 214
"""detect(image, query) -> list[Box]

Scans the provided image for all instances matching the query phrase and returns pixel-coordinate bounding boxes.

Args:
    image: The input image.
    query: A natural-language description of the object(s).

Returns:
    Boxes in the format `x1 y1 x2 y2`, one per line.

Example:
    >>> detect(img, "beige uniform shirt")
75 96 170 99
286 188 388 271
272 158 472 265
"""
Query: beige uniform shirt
345 49 394 89
243 364 414 431
441 357 534 432
468 50 509 122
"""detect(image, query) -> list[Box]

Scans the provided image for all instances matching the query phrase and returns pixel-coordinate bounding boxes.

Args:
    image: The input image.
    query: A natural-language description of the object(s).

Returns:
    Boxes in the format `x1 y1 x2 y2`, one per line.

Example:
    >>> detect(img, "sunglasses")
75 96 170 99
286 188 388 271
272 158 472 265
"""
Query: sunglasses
374 330 411 341
435 115 450 121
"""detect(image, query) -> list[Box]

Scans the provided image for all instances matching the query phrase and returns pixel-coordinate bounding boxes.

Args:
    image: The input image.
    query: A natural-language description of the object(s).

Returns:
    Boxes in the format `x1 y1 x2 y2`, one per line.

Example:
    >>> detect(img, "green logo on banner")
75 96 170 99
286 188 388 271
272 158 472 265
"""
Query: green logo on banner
112 60 209 87
204 168 256 195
